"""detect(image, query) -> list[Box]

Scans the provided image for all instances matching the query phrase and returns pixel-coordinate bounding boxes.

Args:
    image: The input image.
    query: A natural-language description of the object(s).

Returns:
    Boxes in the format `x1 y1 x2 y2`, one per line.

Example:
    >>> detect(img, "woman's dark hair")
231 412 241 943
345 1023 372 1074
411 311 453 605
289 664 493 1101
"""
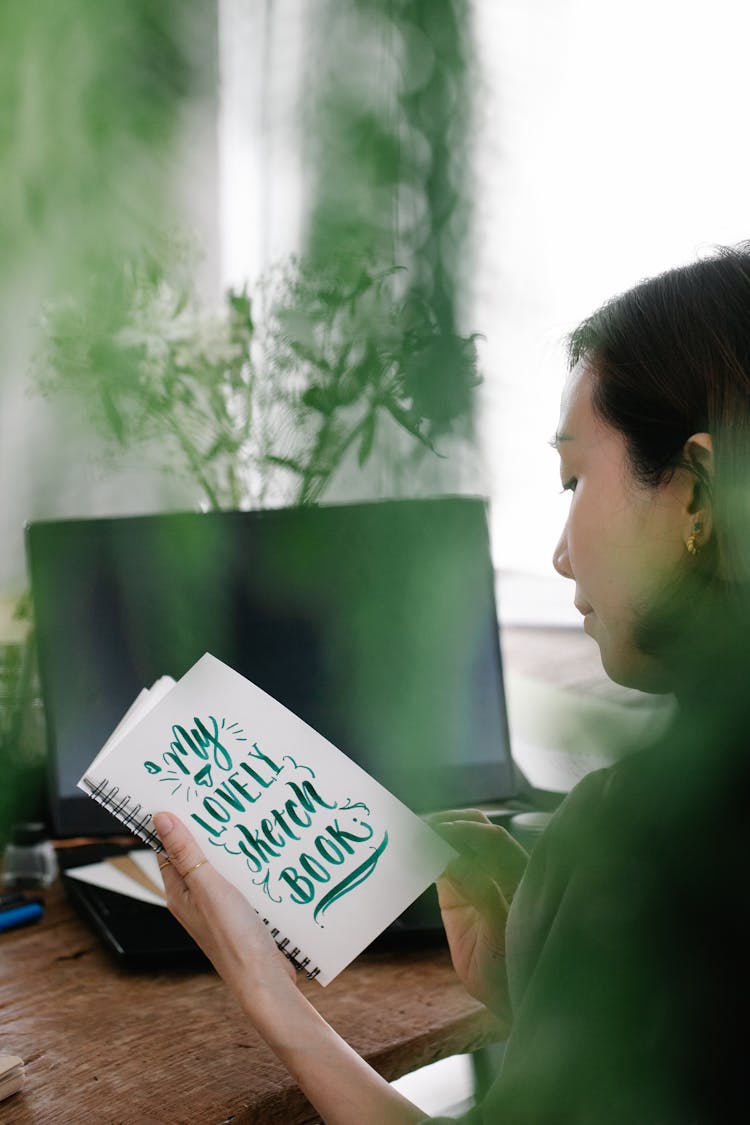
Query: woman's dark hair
528 250 750 1125
567 243 750 594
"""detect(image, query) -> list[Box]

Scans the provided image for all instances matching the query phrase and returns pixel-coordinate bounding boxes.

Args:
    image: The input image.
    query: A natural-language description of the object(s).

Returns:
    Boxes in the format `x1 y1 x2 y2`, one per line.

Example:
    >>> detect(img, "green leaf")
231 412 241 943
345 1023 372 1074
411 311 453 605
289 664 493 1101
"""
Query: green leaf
302 385 336 415
287 337 329 371
382 397 439 454
357 411 377 467
228 287 254 341
99 384 126 444
265 454 306 476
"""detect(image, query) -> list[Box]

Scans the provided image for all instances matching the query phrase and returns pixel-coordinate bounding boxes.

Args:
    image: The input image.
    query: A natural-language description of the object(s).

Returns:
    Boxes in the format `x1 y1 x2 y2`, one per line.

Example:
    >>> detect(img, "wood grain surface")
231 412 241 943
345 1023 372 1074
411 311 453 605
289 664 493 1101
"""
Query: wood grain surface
0 878 502 1124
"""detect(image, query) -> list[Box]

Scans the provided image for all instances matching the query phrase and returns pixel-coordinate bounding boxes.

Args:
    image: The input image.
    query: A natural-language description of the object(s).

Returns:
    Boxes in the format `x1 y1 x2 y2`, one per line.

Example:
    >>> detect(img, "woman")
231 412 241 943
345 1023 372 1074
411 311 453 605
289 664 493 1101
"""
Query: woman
155 244 750 1123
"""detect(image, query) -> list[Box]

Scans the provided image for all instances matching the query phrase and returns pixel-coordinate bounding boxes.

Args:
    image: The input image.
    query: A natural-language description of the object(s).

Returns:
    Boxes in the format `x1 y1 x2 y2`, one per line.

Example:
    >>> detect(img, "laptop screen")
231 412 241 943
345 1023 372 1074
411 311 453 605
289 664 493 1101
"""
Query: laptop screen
26 497 517 835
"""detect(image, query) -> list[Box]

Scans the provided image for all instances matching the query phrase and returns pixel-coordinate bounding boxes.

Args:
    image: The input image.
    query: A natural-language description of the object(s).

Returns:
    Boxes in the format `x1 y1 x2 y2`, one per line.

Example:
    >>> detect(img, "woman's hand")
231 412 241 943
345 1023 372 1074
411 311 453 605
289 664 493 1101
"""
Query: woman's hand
430 810 528 1024
153 812 296 1007
153 812 427 1125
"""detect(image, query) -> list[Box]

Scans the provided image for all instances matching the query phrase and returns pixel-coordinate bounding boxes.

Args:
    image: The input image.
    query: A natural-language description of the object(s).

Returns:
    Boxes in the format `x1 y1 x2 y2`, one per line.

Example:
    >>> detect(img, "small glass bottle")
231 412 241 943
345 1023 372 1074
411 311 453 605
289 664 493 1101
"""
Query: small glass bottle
2 822 58 889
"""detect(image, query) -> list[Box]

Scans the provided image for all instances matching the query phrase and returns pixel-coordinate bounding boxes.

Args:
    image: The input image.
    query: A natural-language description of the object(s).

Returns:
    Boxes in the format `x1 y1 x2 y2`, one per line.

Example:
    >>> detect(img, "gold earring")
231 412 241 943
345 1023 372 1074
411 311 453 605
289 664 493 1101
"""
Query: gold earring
686 520 703 557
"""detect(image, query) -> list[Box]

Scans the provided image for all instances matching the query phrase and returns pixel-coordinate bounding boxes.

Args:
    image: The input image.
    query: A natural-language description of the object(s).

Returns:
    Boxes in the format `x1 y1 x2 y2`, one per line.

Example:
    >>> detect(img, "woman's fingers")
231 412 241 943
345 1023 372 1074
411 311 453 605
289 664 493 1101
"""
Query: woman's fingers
153 811 211 900
434 818 528 900
427 808 493 827
438 854 509 918
152 812 298 995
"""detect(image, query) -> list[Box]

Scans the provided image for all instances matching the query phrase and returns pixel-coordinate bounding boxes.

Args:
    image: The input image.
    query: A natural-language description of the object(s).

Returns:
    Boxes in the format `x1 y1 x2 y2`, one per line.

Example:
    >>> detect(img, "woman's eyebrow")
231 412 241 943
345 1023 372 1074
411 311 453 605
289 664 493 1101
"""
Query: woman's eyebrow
549 432 573 451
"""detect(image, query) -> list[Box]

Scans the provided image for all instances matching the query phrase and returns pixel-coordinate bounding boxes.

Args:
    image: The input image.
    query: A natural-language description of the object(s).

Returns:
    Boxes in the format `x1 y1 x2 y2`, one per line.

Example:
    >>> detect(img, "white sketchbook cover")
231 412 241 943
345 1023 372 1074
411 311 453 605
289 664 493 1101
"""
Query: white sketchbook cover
78 653 455 985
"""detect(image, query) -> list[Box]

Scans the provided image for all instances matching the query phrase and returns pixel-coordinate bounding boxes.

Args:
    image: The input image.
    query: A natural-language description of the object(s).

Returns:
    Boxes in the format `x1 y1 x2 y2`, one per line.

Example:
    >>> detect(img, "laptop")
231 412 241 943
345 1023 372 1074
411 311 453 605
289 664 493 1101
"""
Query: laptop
26 497 530 965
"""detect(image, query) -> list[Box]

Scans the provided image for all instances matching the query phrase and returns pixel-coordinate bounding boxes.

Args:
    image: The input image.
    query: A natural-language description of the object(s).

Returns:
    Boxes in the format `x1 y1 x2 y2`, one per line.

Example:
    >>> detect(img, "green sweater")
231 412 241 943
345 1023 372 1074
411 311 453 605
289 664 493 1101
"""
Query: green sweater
425 743 734 1124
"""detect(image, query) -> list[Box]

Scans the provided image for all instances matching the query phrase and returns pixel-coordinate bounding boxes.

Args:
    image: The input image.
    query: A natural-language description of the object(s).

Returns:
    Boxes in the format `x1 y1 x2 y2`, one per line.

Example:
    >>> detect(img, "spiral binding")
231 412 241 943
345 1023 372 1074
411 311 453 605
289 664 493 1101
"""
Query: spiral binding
83 775 162 850
81 775 321 980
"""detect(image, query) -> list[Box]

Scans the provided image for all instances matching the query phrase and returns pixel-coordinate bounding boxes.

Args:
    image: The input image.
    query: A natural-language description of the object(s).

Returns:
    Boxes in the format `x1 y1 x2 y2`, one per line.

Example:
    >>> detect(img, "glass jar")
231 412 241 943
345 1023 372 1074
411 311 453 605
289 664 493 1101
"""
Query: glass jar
2 821 58 889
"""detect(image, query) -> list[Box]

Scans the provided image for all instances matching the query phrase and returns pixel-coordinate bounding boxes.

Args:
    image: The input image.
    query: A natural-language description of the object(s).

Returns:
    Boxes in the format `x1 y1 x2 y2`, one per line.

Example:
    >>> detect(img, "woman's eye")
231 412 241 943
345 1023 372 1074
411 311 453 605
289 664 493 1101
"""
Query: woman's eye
560 477 577 494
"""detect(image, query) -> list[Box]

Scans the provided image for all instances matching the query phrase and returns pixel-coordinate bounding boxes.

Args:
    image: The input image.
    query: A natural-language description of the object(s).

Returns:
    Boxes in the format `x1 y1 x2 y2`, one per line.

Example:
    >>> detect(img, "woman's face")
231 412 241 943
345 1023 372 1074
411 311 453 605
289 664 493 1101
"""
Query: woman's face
552 361 696 692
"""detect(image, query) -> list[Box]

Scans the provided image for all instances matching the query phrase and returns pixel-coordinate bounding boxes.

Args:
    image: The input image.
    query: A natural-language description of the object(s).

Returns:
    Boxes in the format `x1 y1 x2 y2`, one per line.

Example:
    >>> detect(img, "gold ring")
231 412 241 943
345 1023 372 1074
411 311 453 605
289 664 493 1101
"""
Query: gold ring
158 858 172 870
183 859 208 879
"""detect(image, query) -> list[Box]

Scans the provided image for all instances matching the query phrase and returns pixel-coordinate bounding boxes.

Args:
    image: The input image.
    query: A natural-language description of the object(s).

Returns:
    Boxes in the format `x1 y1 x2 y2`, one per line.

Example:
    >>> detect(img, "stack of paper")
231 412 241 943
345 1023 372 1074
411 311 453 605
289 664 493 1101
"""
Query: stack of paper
66 849 167 907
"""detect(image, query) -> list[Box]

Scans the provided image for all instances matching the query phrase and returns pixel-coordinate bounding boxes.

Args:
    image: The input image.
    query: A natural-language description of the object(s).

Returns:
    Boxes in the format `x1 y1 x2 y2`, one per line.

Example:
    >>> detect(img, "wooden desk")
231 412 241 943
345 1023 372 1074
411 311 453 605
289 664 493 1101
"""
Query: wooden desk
1 626 605 1122
0 878 503 1124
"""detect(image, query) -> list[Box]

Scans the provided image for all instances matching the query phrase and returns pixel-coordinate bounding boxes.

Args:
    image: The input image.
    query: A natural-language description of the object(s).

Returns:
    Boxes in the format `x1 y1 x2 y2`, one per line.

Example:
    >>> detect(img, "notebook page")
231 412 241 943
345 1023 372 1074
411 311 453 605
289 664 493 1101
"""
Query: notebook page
86 676 177 774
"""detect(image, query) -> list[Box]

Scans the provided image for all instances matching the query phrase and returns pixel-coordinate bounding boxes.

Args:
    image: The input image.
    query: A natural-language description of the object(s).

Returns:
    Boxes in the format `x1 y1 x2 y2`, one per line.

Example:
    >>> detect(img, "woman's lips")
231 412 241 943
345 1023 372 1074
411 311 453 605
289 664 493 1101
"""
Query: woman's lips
575 602 595 633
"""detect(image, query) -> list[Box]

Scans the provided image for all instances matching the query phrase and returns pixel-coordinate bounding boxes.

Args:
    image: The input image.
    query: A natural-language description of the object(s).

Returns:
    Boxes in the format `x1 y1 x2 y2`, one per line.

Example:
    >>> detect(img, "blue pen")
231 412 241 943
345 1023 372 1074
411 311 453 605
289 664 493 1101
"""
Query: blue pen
0 901 44 933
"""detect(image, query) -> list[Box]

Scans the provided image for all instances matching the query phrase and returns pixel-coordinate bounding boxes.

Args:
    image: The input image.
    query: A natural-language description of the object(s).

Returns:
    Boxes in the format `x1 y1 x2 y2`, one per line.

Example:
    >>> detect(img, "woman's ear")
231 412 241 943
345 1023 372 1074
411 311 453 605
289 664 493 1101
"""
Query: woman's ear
683 432 714 544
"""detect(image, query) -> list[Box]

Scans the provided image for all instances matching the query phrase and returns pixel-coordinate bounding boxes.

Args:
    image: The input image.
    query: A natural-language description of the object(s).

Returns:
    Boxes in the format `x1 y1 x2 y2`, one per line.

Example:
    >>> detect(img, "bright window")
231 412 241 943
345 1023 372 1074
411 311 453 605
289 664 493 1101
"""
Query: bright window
218 0 750 601
472 0 750 583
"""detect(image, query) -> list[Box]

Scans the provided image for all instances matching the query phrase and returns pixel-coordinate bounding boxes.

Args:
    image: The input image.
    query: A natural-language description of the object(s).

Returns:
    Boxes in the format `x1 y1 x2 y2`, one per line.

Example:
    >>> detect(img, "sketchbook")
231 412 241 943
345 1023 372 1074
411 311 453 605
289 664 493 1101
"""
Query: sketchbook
77 653 455 985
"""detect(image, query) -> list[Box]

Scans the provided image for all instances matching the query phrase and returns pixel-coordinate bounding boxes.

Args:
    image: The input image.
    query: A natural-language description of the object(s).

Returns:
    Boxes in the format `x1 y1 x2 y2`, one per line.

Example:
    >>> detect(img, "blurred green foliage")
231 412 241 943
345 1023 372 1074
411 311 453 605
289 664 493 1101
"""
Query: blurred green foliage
303 0 478 435
0 0 203 314
0 0 207 840
32 250 480 509
0 641 45 840
266 256 480 503
30 0 481 511
7 0 481 841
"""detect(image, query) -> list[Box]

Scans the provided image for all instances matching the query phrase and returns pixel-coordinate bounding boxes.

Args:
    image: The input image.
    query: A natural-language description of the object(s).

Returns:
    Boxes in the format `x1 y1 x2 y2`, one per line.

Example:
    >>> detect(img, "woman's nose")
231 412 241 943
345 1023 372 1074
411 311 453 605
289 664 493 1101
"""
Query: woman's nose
553 526 573 580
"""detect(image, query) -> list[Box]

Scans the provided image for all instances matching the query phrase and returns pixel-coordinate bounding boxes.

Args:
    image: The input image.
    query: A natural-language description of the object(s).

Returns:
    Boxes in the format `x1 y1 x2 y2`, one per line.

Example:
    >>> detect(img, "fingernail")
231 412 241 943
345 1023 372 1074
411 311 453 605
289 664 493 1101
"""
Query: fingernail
153 812 174 836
